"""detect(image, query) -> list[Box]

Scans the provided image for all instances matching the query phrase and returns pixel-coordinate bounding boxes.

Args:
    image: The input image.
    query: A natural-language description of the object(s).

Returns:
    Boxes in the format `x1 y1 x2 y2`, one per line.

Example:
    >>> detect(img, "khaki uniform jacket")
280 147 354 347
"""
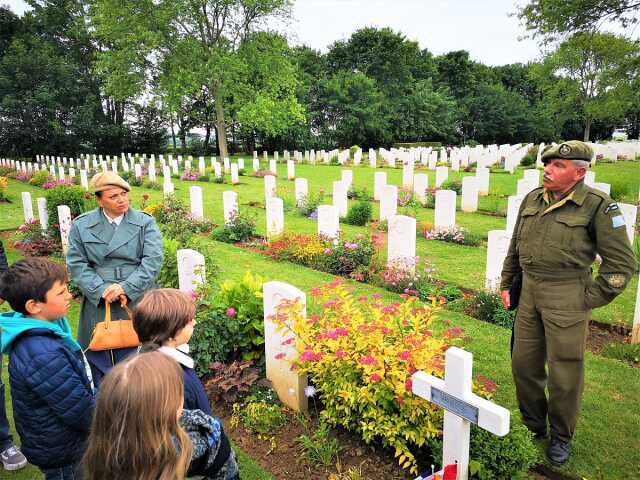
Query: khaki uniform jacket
501 180 635 309
66 207 163 348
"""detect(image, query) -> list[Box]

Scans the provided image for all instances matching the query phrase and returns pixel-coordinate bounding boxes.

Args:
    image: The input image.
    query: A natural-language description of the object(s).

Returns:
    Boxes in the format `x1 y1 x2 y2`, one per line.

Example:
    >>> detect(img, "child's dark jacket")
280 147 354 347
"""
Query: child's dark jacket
0 312 95 468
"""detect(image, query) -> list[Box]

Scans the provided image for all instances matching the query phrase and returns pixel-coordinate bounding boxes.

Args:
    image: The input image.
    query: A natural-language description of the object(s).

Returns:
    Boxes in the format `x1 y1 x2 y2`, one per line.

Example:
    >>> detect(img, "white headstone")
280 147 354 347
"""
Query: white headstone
461 176 479 213
584 171 596 187
619 203 637 244
374 172 387 201
341 170 353 190
402 161 414 189
287 160 295 180
485 230 512 291
506 195 524 234
294 178 308 207
269 159 277 175
413 174 428 205
387 215 416 273
214 162 222 178
57 205 72 254
263 281 308 412
58 165 65 180
369 149 377 168
266 197 284 238
177 249 206 294
434 190 456 229
223 191 238 224
435 166 449 188
264 175 276 200
412 347 510 480
593 182 611 195
134 164 142 178
223 157 230 173
21 192 34 223
37 197 48 230
238 158 245 171
148 163 156 182
379 185 398 221
189 186 204 220
317 205 340 239
476 167 490 195
163 180 174 197
231 164 239 185
253 158 260 172
332 181 348 218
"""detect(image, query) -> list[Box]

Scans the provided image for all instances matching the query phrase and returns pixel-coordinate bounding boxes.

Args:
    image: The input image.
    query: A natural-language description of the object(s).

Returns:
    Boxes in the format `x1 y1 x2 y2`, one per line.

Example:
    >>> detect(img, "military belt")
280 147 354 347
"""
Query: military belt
95 265 138 282
523 268 590 281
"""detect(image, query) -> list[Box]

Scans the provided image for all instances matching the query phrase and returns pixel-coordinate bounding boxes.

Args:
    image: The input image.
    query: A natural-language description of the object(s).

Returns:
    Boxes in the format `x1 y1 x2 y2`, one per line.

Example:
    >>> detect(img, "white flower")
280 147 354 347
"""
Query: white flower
304 385 316 397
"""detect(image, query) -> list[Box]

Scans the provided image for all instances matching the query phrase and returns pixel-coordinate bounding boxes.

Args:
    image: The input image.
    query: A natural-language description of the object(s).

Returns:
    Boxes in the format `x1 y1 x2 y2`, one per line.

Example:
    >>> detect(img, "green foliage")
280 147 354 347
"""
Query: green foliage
297 422 342 466
192 272 265 370
349 145 360 155
347 186 372 201
129 176 143 187
241 400 288 434
156 237 179 288
153 195 214 243
428 423 537 480
521 147 538 166
467 291 516 329
601 342 640 366
296 191 325 217
211 211 257 243
393 142 442 148
28 170 51 187
44 185 87 230
142 180 162 190
440 180 462 194
439 284 464 301
344 200 372 226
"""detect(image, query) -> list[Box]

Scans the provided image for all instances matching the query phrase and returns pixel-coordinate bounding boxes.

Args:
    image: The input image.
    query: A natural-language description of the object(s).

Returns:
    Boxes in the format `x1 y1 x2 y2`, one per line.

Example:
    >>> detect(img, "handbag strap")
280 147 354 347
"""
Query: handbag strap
103 295 131 328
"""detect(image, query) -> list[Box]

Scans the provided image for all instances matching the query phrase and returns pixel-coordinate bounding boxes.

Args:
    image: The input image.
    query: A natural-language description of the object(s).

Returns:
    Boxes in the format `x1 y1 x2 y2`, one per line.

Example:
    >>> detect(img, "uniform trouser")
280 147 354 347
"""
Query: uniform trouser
511 272 590 443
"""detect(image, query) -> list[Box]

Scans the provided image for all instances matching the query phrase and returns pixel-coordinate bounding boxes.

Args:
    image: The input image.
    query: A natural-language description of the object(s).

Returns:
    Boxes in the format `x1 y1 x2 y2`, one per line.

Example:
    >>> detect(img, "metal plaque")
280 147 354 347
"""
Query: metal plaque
431 387 479 424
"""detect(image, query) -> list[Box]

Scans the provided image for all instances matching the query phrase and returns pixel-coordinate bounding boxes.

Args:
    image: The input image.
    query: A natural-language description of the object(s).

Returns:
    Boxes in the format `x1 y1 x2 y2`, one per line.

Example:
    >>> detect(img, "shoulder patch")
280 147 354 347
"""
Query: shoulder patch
603 202 619 215
611 215 626 229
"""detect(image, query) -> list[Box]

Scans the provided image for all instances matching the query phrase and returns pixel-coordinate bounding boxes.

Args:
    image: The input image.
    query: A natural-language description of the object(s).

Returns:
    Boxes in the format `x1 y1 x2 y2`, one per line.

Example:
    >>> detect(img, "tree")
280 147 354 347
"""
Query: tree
518 0 640 43
91 0 300 158
534 32 639 140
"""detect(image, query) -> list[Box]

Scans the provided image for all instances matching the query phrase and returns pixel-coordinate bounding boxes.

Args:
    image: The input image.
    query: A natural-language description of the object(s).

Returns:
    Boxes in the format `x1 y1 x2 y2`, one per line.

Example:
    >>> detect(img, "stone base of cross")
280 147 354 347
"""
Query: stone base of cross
412 347 510 480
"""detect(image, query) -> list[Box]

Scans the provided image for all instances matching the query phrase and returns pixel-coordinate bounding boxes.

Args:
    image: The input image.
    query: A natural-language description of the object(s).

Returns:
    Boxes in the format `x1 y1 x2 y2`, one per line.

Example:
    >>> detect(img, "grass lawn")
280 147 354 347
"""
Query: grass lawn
3 161 637 327
1 197 639 478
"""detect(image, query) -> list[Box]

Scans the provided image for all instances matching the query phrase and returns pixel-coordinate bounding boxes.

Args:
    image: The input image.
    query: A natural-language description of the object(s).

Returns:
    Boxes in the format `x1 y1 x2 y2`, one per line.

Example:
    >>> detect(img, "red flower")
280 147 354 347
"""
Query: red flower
359 355 376 365
397 351 410 361
299 350 323 362
405 378 413 391
370 373 382 383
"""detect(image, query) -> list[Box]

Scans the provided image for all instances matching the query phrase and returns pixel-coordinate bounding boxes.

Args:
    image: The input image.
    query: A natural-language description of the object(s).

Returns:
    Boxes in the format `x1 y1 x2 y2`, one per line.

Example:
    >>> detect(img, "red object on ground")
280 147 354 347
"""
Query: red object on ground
442 463 458 480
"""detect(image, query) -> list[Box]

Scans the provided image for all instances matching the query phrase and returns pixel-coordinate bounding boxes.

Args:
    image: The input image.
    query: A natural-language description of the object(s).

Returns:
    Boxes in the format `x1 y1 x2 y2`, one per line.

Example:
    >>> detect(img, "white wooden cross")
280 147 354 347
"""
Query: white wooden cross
412 347 510 480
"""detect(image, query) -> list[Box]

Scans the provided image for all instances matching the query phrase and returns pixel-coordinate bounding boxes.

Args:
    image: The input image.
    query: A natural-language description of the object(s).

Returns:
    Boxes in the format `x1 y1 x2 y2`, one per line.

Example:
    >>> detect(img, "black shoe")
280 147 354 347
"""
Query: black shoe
546 437 571 466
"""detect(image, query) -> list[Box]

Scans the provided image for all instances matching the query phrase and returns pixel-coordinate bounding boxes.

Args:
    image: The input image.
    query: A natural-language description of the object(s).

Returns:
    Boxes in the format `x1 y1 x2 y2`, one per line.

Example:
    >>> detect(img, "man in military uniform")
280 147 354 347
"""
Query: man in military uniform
500 141 635 466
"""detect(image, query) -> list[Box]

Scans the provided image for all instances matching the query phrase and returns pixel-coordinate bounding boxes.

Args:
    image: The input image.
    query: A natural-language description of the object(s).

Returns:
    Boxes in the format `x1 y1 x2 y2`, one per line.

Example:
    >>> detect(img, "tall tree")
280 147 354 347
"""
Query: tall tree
518 0 640 43
92 0 299 158
534 32 639 140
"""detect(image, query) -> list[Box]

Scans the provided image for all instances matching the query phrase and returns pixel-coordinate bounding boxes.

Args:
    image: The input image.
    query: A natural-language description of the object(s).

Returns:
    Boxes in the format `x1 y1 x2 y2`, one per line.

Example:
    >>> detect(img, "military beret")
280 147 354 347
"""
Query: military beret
89 171 131 193
541 140 593 164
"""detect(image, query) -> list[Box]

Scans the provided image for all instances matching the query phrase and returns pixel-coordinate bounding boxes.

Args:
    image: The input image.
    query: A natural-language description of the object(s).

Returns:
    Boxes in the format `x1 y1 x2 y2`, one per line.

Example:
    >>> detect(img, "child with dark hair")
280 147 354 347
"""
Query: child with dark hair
0 258 95 479
132 288 210 413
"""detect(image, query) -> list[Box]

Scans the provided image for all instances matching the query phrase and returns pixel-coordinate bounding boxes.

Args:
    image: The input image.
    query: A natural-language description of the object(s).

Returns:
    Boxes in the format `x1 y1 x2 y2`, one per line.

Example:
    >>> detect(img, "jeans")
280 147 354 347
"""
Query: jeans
0 354 14 452
41 464 83 480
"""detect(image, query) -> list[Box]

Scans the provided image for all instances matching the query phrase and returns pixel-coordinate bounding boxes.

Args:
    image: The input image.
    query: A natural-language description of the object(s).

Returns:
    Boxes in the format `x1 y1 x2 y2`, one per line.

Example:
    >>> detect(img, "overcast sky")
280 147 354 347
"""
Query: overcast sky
4 0 546 65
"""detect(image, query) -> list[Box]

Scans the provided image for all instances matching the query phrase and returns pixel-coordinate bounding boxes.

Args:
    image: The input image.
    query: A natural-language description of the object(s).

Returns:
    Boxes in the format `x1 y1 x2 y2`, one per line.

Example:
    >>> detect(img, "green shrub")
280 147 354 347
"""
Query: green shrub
468 291 516 328
154 195 214 244
29 170 52 187
213 175 226 184
347 186 372 201
241 401 287 434
297 422 342 466
601 343 640 365
344 200 372 226
211 211 256 243
440 180 462 195
428 423 537 480
393 142 442 149
44 185 87 231
157 237 179 288
520 146 538 167
349 145 360 155
192 272 265 371
439 284 463 301
197 174 210 182
143 180 162 190
297 191 325 217
129 176 143 187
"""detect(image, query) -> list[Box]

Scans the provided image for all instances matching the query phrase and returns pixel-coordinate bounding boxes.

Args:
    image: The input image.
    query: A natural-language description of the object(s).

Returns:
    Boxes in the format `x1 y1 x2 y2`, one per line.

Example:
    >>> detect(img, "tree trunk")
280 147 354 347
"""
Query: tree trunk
204 124 211 154
170 117 177 150
583 117 592 142
213 86 228 159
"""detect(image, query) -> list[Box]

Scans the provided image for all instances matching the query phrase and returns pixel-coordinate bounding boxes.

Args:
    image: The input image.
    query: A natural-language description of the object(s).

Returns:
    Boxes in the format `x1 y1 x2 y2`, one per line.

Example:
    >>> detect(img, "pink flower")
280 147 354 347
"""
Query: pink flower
445 327 464 338
225 307 236 318
281 337 294 346
359 355 376 366
335 349 348 359
397 351 410 361
370 373 382 383
324 248 333 255
405 378 413 391
299 350 323 362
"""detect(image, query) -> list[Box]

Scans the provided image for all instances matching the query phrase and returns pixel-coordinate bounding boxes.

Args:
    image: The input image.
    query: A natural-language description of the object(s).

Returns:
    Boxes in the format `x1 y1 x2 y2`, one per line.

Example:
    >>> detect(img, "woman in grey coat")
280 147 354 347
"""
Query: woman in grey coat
66 172 163 385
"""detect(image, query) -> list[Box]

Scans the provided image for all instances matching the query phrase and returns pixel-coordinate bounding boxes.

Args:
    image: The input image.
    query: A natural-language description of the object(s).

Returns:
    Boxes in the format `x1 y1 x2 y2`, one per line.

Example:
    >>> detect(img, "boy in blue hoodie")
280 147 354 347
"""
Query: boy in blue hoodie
0 258 95 480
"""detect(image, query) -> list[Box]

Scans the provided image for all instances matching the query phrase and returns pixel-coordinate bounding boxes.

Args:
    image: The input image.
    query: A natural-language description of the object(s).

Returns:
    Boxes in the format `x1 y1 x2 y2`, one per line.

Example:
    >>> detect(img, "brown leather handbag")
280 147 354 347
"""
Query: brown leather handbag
87 296 140 351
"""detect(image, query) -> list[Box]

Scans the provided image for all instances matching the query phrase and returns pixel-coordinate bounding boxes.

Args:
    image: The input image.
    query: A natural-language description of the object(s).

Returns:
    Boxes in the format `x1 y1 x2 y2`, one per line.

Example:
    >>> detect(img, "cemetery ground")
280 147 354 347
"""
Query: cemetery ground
1 157 639 480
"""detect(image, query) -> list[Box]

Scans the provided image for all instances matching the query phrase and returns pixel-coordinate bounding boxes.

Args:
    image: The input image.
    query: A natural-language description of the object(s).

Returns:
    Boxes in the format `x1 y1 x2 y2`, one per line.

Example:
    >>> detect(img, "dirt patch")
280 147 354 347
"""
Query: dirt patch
214 400 408 480
586 322 629 355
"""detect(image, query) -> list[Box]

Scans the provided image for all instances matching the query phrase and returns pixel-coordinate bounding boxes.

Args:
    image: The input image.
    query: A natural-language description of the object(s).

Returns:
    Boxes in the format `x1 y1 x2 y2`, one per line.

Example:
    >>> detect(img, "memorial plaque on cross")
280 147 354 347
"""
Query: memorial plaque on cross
412 347 510 480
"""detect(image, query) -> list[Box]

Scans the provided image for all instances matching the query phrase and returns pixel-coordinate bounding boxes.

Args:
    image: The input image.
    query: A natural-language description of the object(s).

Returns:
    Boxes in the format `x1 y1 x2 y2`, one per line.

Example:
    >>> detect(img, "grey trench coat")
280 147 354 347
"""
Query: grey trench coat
66 207 163 349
